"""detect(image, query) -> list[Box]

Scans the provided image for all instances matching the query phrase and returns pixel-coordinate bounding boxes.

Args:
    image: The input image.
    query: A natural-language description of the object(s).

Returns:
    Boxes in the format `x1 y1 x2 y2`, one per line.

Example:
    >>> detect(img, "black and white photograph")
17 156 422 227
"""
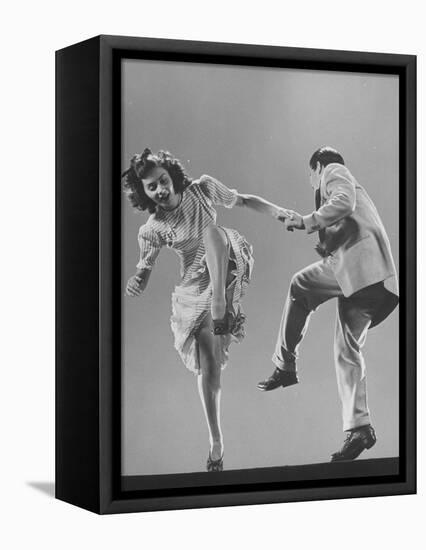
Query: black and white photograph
120 58 400 478
4 0 422 545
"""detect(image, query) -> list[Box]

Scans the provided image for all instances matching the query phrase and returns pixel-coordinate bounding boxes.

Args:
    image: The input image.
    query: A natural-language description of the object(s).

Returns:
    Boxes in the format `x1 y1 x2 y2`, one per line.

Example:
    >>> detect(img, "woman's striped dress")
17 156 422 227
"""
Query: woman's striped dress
136 175 254 374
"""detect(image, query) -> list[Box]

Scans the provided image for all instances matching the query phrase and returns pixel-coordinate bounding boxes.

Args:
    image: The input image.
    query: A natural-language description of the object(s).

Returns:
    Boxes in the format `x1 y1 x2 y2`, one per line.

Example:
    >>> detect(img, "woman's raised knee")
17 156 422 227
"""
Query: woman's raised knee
203 224 227 248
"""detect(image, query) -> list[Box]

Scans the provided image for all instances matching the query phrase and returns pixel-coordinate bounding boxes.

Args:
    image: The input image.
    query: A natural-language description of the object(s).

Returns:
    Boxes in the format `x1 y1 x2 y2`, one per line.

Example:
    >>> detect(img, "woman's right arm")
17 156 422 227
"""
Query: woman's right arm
126 268 152 297
126 224 162 297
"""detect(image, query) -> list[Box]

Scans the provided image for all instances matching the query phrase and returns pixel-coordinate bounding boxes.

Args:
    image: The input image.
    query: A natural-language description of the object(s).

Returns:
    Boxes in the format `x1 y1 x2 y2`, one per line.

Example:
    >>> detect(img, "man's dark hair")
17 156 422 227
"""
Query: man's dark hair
309 147 345 170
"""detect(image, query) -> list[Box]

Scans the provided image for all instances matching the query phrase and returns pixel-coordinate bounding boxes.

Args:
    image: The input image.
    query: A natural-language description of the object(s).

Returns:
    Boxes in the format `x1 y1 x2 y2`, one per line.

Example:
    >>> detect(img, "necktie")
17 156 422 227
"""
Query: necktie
315 189 326 244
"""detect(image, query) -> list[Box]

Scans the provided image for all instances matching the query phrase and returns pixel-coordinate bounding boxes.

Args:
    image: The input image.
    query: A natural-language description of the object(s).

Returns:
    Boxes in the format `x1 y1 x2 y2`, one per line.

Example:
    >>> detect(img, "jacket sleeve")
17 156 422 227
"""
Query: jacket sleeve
302 165 356 234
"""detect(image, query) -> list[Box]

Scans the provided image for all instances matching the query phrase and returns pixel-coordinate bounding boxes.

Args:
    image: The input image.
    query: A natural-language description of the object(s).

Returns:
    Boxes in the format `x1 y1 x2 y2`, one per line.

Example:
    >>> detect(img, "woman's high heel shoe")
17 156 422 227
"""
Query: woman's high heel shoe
207 452 224 472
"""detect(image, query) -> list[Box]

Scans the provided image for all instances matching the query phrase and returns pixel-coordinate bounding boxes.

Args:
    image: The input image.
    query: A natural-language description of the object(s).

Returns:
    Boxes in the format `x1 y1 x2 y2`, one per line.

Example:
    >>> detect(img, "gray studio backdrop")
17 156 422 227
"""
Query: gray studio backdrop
121 59 399 475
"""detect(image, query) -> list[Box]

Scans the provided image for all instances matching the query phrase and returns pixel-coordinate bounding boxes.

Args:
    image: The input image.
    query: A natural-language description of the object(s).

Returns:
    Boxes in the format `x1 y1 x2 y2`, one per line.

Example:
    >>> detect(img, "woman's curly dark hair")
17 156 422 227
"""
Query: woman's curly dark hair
122 148 192 214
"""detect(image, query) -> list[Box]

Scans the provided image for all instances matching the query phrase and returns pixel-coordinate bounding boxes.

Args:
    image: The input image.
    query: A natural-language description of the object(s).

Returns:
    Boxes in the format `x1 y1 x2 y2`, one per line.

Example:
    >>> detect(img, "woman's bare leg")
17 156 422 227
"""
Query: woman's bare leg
196 322 224 461
203 224 228 320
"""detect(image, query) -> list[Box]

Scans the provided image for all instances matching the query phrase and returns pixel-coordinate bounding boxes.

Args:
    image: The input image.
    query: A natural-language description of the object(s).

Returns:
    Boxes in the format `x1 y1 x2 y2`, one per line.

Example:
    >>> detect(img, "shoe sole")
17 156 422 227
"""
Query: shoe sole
330 438 377 462
257 379 299 391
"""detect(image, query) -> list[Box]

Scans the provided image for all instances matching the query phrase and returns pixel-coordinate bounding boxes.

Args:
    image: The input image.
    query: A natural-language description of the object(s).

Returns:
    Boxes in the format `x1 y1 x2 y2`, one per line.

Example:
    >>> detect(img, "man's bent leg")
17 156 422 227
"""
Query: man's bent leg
272 259 342 372
259 260 342 391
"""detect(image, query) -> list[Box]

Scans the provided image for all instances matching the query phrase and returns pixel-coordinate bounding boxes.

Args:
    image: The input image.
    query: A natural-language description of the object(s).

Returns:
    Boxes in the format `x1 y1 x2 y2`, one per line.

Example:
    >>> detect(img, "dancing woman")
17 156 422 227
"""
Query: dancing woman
123 148 286 471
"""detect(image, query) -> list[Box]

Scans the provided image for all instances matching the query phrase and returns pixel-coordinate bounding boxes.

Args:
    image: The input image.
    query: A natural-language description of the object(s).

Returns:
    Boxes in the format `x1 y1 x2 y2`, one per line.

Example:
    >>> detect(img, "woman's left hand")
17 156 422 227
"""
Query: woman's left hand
281 210 305 231
275 208 292 221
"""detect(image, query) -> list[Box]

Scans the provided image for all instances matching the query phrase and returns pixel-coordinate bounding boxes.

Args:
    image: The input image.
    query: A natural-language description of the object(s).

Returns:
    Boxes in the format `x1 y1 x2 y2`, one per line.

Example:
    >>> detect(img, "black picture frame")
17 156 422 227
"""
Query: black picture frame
56 35 416 514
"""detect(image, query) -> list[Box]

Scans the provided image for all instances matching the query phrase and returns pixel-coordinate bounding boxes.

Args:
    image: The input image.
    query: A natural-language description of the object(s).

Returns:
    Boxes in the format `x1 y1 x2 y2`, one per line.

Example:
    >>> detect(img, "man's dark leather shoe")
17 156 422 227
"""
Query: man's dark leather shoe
331 425 377 462
257 368 298 391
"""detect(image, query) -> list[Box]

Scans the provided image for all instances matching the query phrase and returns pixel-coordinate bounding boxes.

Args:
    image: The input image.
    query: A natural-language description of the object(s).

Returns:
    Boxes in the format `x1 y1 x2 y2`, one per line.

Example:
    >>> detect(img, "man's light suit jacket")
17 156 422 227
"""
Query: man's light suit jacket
302 163 399 327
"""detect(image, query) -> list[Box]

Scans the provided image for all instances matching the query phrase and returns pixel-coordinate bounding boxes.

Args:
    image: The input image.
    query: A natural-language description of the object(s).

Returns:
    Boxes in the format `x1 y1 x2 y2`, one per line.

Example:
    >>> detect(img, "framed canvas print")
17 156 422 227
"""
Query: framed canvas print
56 35 416 514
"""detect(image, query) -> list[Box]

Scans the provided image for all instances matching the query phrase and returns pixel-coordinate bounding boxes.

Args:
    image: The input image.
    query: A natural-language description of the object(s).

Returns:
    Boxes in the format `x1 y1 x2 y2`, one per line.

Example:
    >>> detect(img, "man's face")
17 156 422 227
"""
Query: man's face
309 162 323 190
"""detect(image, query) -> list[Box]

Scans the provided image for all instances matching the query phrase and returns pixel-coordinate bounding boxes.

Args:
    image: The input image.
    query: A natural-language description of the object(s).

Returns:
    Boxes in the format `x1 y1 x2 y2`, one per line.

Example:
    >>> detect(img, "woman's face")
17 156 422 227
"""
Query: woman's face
142 166 180 210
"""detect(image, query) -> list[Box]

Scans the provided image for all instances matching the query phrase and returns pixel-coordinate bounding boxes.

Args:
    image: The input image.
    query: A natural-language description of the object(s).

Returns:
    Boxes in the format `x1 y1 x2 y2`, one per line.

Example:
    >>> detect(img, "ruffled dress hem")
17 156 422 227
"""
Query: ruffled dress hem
170 227 254 375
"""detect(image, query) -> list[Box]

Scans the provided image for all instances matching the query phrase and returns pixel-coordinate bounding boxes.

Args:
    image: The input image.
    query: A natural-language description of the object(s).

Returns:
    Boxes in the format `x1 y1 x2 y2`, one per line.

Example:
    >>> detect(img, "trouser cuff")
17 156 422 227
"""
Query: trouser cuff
272 354 297 372
343 416 371 432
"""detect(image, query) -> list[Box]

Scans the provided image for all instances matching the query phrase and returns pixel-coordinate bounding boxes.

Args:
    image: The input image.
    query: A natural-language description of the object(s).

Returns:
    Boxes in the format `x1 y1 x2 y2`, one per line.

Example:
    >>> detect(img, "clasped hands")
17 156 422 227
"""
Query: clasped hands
276 208 305 231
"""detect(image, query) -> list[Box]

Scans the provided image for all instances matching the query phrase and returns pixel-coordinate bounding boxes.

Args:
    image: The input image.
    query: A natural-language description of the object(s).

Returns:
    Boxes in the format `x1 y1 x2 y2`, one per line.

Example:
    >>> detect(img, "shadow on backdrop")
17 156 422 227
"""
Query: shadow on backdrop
27 481 55 498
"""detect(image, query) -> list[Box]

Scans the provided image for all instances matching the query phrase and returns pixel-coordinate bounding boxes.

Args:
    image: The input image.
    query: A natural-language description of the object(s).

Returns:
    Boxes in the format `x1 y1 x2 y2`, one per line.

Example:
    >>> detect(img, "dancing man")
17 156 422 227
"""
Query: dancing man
258 147 399 461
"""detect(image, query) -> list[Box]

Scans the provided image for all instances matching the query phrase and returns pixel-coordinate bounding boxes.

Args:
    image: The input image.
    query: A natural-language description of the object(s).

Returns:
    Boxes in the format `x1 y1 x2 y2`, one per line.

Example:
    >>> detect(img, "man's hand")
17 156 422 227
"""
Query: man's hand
126 274 144 297
277 209 305 231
